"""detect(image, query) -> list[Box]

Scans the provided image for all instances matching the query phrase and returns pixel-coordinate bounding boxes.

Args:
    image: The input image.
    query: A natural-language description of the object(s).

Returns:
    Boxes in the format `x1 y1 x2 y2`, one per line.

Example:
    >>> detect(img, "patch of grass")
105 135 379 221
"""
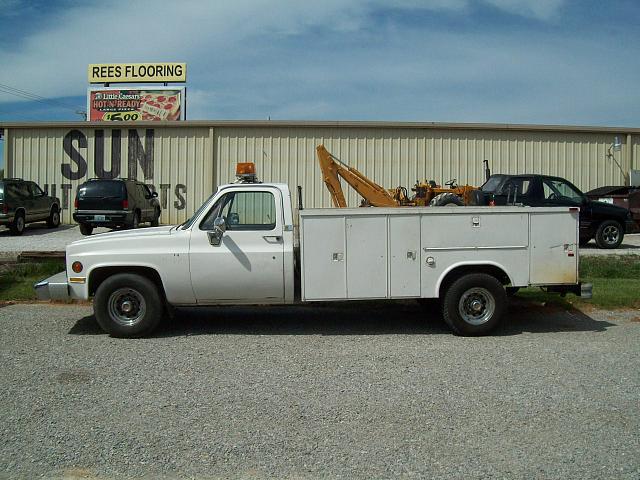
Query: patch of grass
517 255 640 310
579 255 640 279
0 260 65 301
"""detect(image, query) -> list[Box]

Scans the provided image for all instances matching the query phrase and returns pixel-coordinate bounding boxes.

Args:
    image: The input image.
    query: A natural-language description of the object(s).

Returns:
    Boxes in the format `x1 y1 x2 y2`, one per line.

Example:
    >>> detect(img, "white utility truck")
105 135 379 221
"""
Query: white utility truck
35 164 591 338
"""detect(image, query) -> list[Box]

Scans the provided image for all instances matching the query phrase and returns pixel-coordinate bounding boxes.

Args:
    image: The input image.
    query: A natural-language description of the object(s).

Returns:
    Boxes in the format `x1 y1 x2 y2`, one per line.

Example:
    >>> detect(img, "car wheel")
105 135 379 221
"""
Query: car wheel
79 223 93 236
9 211 25 236
150 208 160 227
595 220 623 249
442 273 507 336
47 207 61 228
506 286 520 296
429 192 465 206
130 211 140 229
94 273 163 338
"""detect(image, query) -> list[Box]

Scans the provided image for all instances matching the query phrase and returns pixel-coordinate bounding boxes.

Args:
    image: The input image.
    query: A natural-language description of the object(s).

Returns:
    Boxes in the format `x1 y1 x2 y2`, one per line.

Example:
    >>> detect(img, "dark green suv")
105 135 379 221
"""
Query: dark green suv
0 178 61 235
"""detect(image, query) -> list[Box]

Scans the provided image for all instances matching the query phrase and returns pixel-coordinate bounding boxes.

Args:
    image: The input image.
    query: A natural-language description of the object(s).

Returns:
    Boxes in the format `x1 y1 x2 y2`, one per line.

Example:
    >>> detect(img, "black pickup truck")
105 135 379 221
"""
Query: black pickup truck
476 174 636 249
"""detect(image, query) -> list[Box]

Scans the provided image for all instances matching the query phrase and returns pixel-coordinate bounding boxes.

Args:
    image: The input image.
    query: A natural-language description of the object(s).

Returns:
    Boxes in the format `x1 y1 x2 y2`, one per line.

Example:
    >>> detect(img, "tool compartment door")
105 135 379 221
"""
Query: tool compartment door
301 216 347 300
346 216 388 299
389 215 420 297
529 210 578 285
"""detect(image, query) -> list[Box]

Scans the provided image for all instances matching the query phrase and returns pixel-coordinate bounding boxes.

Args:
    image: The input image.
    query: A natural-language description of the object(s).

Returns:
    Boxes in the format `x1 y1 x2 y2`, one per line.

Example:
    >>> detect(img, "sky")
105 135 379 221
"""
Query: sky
0 0 639 169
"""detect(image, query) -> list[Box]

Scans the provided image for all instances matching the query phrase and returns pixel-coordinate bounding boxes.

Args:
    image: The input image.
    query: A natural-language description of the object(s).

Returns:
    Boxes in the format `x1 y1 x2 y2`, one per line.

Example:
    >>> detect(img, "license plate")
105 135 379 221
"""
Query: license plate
93 215 106 222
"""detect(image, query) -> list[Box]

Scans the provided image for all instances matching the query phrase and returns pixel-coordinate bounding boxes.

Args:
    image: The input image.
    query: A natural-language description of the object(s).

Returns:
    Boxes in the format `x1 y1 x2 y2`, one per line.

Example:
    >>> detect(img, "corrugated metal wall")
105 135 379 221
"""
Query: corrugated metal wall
8 126 212 224
215 127 630 210
3 122 636 224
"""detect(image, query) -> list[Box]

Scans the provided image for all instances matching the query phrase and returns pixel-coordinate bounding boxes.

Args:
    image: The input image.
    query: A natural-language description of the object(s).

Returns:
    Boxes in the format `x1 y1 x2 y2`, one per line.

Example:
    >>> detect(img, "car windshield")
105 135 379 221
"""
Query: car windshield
179 192 216 230
78 181 124 198
543 178 584 202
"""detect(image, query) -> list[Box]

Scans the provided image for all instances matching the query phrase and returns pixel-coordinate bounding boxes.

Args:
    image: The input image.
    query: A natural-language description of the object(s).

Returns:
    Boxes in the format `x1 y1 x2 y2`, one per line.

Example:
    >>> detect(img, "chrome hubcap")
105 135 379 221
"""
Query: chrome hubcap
459 287 496 326
107 288 146 327
602 225 619 244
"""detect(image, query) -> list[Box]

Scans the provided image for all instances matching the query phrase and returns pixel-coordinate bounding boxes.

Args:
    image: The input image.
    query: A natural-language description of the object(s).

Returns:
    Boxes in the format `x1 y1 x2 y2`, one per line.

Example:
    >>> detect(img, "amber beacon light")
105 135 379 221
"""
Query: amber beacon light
235 162 259 183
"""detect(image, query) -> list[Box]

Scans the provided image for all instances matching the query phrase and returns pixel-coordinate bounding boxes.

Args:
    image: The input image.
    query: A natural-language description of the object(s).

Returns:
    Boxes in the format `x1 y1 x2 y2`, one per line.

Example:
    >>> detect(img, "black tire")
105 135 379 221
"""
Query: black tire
429 192 465 206
9 211 25 236
79 223 93 236
94 273 163 338
150 208 160 227
442 273 507 336
506 286 520 297
130 211 140 229
595 220 624 249
46 206 60 228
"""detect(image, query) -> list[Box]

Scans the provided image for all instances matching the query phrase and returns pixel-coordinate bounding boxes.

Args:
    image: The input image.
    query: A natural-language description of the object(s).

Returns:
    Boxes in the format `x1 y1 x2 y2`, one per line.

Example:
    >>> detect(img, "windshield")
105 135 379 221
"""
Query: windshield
481 176 503 193
78 181 125 198
179 192 216 230
542 178 584 202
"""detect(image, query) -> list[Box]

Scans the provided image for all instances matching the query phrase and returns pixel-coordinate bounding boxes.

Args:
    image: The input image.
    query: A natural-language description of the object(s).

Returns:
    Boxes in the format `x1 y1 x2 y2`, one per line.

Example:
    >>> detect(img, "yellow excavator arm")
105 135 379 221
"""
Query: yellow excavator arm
316 145 399 208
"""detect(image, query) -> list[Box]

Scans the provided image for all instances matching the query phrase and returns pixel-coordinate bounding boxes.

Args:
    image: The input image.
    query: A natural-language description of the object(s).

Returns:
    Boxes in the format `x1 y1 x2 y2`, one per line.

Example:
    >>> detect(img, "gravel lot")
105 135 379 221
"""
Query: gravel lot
1 300 638 479
1 222 640 257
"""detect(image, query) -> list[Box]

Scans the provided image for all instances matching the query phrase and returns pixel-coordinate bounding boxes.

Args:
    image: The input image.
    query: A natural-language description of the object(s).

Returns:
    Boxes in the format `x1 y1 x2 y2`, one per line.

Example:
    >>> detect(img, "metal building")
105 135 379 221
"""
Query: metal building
1 120 638 224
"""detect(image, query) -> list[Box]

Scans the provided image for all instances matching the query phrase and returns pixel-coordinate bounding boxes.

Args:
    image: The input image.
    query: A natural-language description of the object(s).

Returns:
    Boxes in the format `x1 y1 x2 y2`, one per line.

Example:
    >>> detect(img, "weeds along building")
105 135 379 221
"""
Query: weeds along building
1 120 638 224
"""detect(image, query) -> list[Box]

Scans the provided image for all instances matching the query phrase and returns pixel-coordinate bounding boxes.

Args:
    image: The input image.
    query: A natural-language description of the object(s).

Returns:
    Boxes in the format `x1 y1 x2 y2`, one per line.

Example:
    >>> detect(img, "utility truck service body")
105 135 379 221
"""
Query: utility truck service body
35 179 591 337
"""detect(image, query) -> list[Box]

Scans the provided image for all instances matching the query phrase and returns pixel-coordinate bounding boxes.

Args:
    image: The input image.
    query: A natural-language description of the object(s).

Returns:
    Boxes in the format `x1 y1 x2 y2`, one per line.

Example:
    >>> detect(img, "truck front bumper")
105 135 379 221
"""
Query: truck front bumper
34 271 71 301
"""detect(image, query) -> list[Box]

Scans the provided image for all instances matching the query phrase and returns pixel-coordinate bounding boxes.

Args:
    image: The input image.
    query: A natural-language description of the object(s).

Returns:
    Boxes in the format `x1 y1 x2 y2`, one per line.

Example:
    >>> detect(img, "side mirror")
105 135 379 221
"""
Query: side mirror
207 217 226 246
152 191 158 198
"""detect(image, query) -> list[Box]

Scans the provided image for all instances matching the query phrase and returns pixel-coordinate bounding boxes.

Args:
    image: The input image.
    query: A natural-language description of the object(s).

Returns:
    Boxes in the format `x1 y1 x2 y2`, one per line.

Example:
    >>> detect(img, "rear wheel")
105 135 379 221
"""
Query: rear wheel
442 273 507 336
47 206 60 228
94 273 163 338
429 192 465 206
595 220 623 249
79 223 93 235
9 212 25 236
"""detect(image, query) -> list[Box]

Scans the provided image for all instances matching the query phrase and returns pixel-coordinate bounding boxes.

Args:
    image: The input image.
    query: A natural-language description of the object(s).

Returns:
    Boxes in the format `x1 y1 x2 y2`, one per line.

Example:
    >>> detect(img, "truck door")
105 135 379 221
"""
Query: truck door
541 177 590 238
188 187 285 303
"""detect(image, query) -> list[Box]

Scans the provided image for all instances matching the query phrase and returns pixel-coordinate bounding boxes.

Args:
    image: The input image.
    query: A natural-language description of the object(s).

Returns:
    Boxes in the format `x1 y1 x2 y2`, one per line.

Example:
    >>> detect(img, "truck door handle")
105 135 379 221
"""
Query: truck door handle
263 235 282 242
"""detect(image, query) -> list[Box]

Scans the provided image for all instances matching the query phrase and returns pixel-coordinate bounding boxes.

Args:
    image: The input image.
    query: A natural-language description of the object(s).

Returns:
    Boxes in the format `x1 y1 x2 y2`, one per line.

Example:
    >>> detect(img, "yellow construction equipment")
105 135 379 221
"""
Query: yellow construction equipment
316 144 478 208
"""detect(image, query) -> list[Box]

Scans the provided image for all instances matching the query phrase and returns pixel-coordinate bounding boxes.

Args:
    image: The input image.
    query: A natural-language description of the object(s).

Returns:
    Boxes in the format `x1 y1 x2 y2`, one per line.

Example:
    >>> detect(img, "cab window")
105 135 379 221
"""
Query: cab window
200 191 276 231
500 178 531 197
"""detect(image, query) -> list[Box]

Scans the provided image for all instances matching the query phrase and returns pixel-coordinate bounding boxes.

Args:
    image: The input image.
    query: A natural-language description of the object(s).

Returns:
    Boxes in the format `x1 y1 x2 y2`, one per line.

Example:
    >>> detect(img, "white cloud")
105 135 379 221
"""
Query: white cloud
1 0 637 127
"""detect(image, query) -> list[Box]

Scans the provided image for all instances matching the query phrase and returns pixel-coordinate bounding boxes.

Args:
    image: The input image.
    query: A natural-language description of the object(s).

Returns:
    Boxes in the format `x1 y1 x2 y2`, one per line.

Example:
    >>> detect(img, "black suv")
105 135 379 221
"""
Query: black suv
73 179 161 236
477 174 636 249
0 178 61 235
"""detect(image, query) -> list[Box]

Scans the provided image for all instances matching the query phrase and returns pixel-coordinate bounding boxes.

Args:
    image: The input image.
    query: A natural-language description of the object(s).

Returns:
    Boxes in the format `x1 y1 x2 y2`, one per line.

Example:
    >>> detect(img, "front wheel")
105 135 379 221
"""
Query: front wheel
47 207 60 228
150 208 160 227
442 273 507 336
94 273 163 338
130 212 140 229
595 220 623 249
